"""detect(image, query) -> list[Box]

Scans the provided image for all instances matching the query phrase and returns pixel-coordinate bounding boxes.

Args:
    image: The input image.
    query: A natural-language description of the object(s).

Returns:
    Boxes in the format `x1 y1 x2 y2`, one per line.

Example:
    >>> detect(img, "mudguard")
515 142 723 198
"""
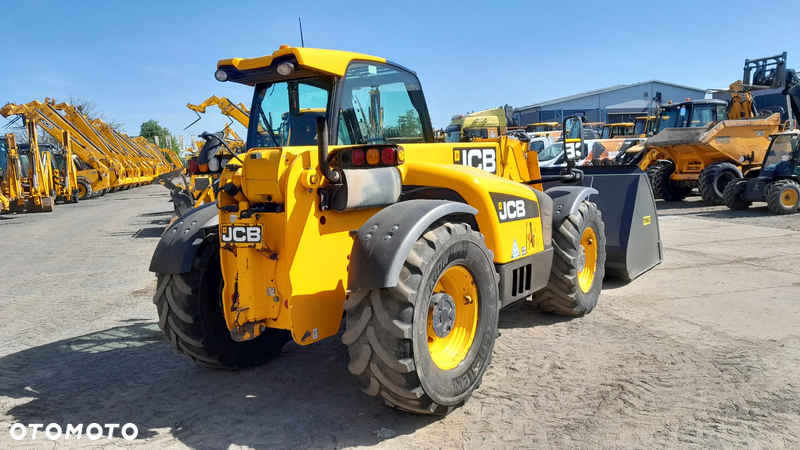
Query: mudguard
148 202 219 274
542 165 663 281
348 200 478 291
545 186 599 220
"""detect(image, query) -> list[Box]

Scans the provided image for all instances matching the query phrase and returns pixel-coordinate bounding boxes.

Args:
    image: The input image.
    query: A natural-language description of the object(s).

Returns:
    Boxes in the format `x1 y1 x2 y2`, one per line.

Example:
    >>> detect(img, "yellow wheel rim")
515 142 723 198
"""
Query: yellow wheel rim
782 188 798 207
577 227 598 294
427 265 479 370
78 184 86 197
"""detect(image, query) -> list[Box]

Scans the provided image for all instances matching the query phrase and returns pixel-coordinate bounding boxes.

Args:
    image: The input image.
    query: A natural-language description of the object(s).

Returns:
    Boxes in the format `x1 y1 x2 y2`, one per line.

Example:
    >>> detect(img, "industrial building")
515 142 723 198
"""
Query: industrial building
514 80 709 125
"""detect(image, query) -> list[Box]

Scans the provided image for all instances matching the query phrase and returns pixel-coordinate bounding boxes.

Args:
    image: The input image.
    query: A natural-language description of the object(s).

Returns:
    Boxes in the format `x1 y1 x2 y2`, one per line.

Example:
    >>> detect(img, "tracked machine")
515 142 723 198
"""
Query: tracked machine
149 46 662 414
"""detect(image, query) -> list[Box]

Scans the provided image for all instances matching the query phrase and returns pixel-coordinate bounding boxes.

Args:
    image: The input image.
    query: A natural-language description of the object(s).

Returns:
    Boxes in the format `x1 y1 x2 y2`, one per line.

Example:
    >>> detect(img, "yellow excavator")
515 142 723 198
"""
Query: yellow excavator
4 119 57 212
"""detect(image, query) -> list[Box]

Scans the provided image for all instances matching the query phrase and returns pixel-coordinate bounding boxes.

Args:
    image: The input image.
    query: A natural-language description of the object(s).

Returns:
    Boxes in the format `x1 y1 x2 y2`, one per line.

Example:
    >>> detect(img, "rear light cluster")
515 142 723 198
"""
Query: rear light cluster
187 157 229 174
333 145 405 169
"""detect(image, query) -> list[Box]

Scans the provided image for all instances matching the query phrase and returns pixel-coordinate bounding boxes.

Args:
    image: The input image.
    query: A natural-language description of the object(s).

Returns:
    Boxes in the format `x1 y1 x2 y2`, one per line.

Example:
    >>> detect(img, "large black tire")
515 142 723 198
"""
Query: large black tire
343 221 499 415
153 235 290 369
532 201 606 316
651 161 691 202
765 180 800 215
645 164 661 199
722 180 751 210
698 162 741 205
77 177 93 200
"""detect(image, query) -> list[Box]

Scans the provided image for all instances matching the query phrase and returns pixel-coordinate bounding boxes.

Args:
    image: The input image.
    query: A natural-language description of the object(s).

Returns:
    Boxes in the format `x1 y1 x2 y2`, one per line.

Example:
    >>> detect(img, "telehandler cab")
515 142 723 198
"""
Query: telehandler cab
150 46 662 415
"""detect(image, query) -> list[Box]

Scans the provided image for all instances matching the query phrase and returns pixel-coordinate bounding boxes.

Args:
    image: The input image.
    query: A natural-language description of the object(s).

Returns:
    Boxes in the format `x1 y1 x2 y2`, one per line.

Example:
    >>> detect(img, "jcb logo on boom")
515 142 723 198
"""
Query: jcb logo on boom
453 148 496 174
220 225 262 243
489 193 540 223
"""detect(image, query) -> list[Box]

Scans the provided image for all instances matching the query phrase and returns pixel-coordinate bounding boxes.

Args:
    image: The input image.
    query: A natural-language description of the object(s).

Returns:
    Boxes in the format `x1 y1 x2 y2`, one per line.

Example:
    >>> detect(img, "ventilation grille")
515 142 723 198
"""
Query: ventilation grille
511 263 532 298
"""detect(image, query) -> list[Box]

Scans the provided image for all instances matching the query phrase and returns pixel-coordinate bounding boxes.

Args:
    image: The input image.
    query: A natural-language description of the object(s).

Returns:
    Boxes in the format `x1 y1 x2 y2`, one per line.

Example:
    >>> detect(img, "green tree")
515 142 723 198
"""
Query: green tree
140 120 184 165
397 110 422 137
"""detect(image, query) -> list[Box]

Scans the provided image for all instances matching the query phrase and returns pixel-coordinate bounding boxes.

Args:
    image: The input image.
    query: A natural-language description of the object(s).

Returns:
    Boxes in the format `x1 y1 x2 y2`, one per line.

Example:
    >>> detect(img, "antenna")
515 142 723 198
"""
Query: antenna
298 17 305 47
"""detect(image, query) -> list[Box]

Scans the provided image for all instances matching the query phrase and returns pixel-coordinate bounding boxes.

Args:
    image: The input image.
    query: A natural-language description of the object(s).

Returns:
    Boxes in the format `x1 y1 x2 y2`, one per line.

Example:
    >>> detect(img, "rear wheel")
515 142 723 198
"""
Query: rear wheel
532 201 606 316
344 220 499 415
154 235 290 369
77 178 93 200
766 180 800 215
651 161 691 202
723 180 751 210
699 162 741 205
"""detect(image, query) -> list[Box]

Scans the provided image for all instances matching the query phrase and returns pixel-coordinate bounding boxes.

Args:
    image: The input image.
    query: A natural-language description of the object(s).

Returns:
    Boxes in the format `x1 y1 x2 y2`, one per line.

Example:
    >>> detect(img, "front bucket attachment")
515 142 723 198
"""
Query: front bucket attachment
541 165 663 281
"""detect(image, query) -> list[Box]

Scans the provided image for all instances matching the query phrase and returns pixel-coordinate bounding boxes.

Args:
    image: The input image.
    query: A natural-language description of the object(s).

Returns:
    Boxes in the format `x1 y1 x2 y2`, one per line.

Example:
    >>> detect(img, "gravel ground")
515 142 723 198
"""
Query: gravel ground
1 186 799 449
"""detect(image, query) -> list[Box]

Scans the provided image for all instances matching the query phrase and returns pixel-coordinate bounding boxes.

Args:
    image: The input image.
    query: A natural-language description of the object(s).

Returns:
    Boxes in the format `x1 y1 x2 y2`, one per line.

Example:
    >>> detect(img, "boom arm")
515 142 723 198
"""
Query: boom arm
187 95 250 128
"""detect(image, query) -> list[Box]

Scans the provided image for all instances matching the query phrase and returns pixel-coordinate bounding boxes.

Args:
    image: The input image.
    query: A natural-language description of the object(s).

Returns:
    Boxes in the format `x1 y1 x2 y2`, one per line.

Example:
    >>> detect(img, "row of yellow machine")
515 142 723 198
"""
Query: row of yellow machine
0 99 180 213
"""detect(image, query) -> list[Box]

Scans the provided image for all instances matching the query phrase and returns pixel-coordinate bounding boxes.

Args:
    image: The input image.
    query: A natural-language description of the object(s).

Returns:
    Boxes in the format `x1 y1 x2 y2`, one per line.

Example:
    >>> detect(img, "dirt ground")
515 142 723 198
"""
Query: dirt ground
1 186 799 449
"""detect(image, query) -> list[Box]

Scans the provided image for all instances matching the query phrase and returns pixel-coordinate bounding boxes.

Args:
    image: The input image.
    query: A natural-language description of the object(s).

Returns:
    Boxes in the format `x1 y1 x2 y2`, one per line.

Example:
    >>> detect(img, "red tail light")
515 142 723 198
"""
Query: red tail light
188 159 198 173
351 149 365 166
381 147 396 165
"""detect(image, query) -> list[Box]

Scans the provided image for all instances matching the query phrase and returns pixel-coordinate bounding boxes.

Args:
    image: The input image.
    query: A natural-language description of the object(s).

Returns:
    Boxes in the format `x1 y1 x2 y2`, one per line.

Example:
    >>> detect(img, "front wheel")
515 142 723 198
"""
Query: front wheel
766 180 800 215
344 220 499 415
532 201 606 316
153 235 290 369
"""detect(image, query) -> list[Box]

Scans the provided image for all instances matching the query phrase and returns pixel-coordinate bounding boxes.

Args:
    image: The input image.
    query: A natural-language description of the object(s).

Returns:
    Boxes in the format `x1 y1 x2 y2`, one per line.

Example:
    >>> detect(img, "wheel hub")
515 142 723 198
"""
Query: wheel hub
430 293 456 338
577 246 586 272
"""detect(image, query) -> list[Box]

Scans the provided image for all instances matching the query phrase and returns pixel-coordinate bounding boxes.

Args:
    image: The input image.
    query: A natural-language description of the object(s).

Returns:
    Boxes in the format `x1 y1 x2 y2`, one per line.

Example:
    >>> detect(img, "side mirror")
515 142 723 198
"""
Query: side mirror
562 116 584 162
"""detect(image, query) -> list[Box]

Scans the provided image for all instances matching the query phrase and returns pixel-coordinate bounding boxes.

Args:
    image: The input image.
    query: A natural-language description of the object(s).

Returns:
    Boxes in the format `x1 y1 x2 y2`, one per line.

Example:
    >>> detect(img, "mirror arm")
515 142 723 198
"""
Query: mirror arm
524 168 584 185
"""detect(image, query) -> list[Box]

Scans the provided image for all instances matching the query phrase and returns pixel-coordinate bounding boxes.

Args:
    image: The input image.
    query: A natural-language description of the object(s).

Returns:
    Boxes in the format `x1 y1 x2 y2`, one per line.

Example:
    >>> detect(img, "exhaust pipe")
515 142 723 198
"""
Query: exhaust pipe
316 116 340 183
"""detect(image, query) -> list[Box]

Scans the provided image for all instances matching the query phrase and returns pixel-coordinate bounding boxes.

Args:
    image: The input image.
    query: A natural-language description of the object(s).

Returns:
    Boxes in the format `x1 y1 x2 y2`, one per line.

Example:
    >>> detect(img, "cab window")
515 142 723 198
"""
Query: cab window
338 62 427 145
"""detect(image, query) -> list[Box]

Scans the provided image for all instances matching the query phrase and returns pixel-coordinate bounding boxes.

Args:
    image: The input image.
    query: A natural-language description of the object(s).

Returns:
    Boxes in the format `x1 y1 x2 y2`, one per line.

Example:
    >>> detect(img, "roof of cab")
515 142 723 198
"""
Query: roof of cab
217 46 386 77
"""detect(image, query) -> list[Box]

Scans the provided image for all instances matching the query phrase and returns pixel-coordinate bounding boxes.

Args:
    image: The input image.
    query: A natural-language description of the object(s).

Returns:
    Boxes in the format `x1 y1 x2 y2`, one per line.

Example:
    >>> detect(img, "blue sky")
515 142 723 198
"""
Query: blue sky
2 0 799 148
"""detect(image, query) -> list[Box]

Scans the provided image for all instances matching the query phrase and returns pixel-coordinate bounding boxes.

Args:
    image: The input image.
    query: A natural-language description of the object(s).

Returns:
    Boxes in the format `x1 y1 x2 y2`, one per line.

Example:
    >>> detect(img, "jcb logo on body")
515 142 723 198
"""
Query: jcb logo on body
453 148 496 174
221 225 262 243
489 193 539 223
498 200 525 220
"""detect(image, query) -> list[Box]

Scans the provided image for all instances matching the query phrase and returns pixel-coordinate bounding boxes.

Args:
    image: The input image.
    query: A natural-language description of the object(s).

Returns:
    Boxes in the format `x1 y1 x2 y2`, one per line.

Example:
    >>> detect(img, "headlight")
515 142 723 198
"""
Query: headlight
276 62 295 76
214 69 228 82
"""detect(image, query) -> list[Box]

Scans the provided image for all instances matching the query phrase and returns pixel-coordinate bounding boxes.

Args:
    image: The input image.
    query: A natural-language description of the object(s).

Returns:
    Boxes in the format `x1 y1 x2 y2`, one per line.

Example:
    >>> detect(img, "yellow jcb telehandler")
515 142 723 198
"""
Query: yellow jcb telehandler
149 46 662 415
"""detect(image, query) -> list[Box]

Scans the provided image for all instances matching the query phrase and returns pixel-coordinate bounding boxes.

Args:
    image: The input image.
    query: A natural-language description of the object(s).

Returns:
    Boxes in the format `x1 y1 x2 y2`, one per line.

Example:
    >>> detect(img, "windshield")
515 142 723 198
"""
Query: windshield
690 106 716 127
249 77 332 148
646 118 657 134
761 135 799 178
658 108 684 131
634 120 646 135
538 143 563 161
445 124 461 143
0 139 7 174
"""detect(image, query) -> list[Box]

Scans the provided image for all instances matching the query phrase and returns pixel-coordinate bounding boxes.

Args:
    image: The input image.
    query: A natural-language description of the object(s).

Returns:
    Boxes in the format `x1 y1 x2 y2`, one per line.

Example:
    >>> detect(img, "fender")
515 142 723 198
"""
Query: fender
545 186 598 221
348 199 478 291
149 202 219 274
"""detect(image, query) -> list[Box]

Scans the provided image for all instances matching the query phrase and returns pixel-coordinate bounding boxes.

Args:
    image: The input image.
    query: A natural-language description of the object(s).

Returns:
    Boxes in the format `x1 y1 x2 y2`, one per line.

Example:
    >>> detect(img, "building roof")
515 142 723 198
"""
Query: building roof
514 80 709 112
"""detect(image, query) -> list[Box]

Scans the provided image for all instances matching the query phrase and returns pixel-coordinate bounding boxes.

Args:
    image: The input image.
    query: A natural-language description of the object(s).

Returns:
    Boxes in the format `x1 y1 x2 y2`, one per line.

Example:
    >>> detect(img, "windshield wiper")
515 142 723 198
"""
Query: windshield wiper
259 109 281 147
